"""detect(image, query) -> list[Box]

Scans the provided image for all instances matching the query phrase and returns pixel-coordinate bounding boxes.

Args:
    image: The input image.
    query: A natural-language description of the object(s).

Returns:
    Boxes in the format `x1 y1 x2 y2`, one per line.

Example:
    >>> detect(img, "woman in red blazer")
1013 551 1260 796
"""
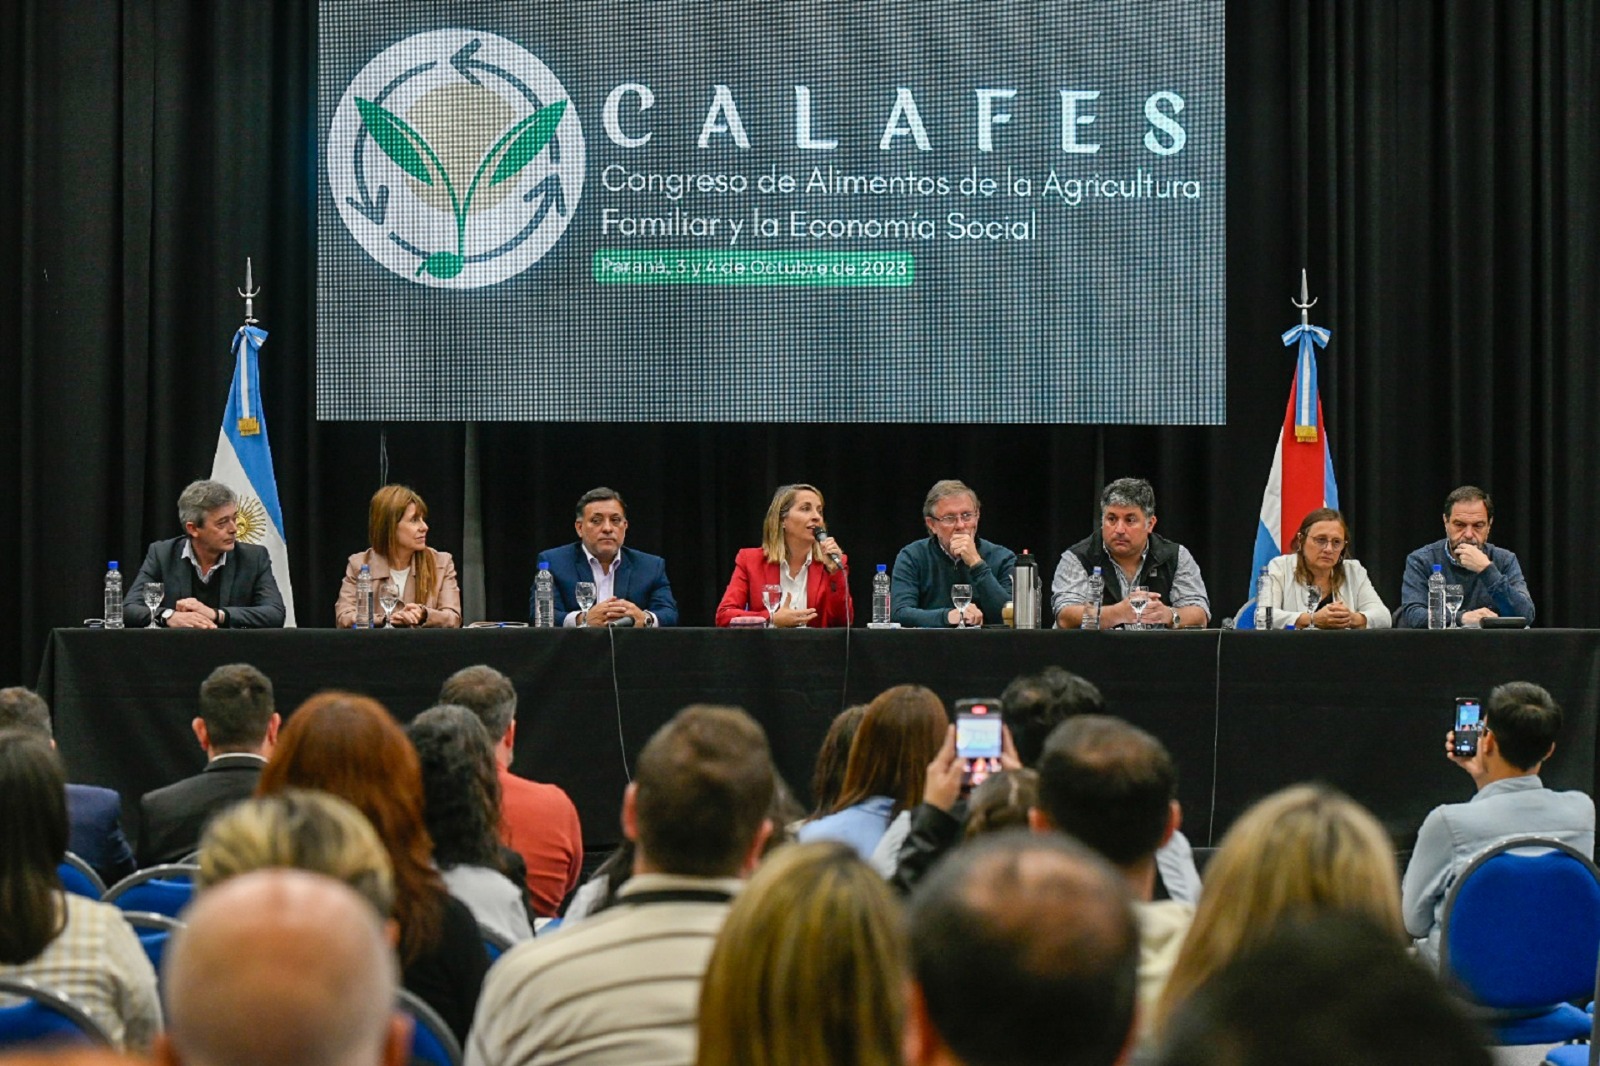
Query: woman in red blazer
716 483 854 627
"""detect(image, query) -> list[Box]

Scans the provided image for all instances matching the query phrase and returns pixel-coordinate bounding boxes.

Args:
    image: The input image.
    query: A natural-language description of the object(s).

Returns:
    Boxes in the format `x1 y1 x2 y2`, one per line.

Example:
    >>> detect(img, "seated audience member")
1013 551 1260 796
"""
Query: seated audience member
336 484 461 628
891 479 1016 628
533 486 679 627
1396 485 1535 627
258 692 490 1045
0 686 136 885
1052 477 1210 629
154 869 410 1066
408 705 535 942
807 705 866 822
438 665 583 916
1031 716 1193 1039
1402 680 1594 964
560 840 635 924
906 831 1139 1066
123 478 285 629
715 483 852 627
0 731 161 1052
964 769 1038 839
798 684 947 862
1248 508 1390 628
195 789 396 921
139 663 279 866
466 705 775 1066
1152 784 1405 1036
696 842 906 1066
1152 914 1492 1066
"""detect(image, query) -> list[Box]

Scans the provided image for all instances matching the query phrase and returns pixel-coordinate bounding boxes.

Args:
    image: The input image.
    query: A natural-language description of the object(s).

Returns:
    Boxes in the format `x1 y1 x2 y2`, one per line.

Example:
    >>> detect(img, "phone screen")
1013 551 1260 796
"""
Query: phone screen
1454 699 1482 757
956 713 1004 760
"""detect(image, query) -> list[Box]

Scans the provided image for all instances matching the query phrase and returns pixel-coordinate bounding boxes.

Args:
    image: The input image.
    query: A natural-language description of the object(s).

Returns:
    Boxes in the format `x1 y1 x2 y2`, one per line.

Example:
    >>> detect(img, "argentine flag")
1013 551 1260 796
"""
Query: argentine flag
211 324 297 626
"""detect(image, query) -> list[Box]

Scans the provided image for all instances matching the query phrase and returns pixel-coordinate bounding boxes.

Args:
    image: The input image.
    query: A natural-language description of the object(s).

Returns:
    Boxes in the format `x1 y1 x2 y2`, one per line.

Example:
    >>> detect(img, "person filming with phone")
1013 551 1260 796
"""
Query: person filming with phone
1395 485 1535 627
1400 681 1593 965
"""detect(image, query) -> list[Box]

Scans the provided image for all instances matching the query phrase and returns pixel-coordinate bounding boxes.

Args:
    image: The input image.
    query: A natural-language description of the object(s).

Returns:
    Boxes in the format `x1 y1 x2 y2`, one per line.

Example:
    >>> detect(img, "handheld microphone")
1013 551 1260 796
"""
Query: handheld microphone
813 526 843 569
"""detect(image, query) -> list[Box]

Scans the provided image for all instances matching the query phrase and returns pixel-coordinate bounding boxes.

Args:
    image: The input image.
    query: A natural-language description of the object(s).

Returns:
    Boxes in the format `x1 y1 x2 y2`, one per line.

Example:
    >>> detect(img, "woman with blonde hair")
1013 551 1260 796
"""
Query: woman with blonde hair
696 841 906 1066
336 484 461 627
1152 783 1404 1033
715 483 852 627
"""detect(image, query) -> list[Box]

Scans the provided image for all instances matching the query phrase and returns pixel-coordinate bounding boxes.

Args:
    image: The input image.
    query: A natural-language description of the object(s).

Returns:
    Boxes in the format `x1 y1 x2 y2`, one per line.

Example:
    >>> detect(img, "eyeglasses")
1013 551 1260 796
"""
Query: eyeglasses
931 511 979 527
1308 536 1346 550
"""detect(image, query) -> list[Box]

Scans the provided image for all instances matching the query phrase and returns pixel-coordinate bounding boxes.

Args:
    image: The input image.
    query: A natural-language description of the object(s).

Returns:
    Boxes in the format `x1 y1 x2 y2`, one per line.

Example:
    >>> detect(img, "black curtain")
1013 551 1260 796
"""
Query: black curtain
4 1 1597 685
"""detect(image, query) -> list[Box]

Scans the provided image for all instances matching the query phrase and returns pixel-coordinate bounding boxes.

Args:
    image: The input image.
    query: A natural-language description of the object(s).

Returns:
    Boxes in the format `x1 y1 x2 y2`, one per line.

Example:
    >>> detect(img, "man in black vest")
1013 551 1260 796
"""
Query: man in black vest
1051 477 1210 629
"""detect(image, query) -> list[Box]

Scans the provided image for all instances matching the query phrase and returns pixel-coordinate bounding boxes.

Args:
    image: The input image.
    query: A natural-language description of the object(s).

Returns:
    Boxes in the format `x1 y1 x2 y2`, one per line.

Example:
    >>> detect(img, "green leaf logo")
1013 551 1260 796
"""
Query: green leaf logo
354 98 436 187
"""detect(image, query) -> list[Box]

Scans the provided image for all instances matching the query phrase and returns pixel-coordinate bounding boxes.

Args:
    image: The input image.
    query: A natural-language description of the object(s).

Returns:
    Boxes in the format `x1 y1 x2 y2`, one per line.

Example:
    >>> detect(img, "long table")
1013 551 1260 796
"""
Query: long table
36 627 1600 857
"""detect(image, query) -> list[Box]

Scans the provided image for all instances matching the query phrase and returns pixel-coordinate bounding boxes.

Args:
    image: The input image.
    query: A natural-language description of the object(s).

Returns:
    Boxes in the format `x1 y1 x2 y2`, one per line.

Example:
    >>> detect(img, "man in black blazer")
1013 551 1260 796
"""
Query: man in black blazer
139 663 279 867
122 479 286 628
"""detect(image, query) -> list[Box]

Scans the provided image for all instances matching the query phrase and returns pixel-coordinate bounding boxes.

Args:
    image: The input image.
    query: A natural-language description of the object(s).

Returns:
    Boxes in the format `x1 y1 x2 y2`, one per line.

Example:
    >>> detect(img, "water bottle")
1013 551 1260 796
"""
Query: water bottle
534 562 556 628
103 562 124 629
1083 567 1104 630
1254 566 1274 630
1427 564 1446 630
871 564 891 625
354 565 374 629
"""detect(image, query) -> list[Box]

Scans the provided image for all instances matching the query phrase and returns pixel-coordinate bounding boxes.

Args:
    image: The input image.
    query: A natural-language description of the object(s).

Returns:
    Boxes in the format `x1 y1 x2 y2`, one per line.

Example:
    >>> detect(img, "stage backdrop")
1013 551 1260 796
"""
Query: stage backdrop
2 1 1598 688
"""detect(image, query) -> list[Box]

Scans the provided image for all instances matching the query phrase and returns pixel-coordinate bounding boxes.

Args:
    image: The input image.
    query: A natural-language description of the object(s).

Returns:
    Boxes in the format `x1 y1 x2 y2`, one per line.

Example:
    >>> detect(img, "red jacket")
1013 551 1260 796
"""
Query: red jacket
715 547 854 627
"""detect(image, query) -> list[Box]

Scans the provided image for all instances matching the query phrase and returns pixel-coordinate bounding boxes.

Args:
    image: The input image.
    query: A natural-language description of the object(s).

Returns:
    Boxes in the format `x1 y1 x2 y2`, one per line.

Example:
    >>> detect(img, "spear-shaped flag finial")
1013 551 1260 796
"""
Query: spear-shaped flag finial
238 257 260 325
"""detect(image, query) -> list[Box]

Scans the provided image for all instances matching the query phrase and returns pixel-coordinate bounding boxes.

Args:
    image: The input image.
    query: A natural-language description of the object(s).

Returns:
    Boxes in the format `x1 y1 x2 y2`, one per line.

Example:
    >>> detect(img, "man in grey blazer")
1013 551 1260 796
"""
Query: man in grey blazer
123 479 286 628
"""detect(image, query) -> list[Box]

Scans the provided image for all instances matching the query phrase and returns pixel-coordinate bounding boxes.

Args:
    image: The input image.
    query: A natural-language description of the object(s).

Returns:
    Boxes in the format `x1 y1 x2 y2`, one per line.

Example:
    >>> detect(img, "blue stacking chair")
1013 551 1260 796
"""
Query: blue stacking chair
398 988 462 1066
0 977 113 1050
479 923 513 963
122 911 183 975
57 852 106 900
104 863 198 919
1440 837 1600 1046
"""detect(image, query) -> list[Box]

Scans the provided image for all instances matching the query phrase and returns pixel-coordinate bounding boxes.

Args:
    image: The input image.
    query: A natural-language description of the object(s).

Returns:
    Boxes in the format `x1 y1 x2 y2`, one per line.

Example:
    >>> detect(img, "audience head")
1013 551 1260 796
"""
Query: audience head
999 667 1105 768
0 729 69 964
0 685 53 740
1154 784 1403 1032
627 705 775 878
965 769 1039 840
763 769 807 854
196 663 278 754
1033 715 1178 871
195 789 396 920
808 705 866 818
157 869 408 1066
907 831 1138 1066
407 705 505 871
257 692 445 961
1482 681 1561 771
761 483 828 564
1153 914 1492 1066
833 684 948 818
696 841 907 1066
438 664 518 758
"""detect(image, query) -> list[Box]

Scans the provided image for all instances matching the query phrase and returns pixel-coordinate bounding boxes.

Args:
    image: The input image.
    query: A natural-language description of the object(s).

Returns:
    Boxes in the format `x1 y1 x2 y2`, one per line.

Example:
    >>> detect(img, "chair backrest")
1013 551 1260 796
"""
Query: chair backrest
398 988 462 1066
121 911 184 974
478 923 513 963
0 977 113 1049
104 863 199 919
1440 836 1600 1010
57 852 105 900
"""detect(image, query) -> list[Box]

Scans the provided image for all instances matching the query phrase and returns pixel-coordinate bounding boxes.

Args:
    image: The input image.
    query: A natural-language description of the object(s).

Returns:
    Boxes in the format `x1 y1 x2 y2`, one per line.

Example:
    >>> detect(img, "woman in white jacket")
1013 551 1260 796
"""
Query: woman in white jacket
1260 508 1391 629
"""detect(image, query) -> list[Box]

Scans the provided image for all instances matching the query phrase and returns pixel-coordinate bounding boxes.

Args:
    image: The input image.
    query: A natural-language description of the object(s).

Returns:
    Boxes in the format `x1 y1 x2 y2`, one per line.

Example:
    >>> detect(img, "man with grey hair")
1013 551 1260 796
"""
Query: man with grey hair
153 868 410 1066
892 478 1017 627
124 479 285 628
438 665 582 916
1052 477 1210 629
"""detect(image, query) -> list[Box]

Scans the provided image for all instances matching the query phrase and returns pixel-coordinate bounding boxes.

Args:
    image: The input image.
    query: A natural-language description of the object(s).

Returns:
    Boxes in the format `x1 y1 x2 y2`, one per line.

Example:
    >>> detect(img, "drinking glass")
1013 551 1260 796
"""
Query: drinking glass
1444 584 1465 628
142 582 163 627
575 582 597 627
951 584 973 628
377 579 401 626
1128 585 1151 629
762 584 783 627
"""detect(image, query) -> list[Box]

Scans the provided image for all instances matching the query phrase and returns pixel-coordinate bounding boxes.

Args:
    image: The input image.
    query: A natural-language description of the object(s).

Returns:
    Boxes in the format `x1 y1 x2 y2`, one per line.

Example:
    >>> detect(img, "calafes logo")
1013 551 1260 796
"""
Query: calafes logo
328 29 585 288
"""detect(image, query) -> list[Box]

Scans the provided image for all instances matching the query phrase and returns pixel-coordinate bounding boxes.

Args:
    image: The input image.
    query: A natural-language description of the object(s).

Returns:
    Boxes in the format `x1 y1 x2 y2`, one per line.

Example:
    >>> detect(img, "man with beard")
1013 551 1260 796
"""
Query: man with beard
1396 486 1534 628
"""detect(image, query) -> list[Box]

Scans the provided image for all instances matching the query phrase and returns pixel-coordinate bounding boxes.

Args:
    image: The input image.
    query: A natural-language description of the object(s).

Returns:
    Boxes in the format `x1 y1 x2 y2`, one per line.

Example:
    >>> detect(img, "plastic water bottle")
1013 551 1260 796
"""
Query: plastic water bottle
103 562 124 629
1083 567 1104 630
534 562 556 628
1254 566 1274 630
354 565 374 629
1427 564 1446 630
871 564 891 625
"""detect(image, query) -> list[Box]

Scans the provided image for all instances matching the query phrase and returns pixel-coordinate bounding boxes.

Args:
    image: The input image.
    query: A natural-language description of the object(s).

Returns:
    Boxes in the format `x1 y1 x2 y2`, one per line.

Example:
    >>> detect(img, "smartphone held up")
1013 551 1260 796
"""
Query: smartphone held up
1454 698 1482 757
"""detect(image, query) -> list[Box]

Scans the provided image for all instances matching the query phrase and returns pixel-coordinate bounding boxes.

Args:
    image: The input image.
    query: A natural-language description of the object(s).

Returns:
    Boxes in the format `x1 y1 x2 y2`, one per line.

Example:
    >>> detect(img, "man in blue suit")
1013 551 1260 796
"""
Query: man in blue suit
0 686 137 885
532 487 679 627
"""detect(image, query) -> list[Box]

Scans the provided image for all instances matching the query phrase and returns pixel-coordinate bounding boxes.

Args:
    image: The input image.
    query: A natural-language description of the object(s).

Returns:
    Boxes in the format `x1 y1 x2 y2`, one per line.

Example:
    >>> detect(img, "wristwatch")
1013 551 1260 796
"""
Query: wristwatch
159 608 175 627
1169 607 1180 628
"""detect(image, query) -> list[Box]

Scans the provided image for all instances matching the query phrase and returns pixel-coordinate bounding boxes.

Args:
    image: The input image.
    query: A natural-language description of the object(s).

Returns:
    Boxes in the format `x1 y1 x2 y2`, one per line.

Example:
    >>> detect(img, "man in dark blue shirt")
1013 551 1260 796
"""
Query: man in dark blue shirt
1396 485 1534 628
